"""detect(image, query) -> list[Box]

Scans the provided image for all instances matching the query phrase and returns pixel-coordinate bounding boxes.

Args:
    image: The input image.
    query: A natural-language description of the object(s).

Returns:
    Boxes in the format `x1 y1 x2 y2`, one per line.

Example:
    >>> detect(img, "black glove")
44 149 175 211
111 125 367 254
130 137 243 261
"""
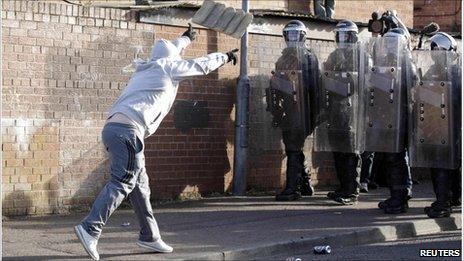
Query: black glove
182 23 197 41
226 49 239 65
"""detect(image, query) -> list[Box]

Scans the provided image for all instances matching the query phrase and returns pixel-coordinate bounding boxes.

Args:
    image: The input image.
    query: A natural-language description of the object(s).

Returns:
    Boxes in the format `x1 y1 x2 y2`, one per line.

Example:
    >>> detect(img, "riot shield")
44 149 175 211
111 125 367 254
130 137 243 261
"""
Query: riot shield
360 37 408 153
248 43 282 152
267 46 312 135
408 50 461 169
313 43 361 153
250 42 317 152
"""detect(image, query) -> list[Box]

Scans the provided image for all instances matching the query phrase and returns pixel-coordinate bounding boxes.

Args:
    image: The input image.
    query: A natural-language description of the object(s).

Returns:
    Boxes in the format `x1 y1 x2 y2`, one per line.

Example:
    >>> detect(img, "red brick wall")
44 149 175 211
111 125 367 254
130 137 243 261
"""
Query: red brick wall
414 0 461 32
2 0 240 216
3 1 129 215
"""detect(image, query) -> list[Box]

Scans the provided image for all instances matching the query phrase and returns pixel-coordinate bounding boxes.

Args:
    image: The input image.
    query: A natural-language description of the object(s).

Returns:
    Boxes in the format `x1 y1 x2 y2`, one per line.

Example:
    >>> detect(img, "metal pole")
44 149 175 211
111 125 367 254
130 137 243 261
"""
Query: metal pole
233 0 250 196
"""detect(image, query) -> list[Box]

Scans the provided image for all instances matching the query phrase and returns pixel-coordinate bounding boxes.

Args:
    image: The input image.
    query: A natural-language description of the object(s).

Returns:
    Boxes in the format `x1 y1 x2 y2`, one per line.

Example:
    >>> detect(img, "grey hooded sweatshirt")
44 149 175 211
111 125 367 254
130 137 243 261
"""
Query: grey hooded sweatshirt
108 36 228 138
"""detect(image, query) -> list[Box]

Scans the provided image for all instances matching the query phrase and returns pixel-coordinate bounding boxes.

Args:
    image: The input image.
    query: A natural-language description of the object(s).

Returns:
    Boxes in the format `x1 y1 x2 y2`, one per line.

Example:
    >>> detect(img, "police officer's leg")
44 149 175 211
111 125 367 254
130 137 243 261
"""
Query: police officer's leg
450 168 461 207
276 129 306 201
344 153 360 197
299 151 314 196
377 152 402 210
327 152 348 199
325 0 335 19
382 151 410 214
425 168 452 218
313 0 327 18
359 151 374 192
373 153 388 187
404 151 413 199
334 152 359 205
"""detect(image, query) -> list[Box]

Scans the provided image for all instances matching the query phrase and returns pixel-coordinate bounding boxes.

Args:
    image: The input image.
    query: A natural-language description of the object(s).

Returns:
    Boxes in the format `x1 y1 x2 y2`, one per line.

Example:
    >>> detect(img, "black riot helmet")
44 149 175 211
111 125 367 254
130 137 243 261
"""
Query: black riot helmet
334 20 358 47
429 32 457 52
283 20 308 47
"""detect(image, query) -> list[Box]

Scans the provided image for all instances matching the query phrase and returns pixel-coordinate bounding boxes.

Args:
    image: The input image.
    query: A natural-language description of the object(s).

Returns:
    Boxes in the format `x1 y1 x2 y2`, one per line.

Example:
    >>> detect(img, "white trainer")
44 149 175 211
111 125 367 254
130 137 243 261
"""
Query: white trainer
136 238 174 253
74 225 100 260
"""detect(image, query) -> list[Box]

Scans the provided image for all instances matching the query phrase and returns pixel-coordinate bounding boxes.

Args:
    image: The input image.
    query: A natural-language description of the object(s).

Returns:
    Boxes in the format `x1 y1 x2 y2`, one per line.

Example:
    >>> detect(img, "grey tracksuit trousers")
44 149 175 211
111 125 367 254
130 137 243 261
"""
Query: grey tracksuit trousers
80 122 160 242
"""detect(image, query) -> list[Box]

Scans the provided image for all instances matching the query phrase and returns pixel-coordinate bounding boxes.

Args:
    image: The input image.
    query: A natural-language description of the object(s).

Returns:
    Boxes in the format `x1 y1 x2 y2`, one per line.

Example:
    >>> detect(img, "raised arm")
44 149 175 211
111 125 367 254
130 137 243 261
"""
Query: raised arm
169 49 238 79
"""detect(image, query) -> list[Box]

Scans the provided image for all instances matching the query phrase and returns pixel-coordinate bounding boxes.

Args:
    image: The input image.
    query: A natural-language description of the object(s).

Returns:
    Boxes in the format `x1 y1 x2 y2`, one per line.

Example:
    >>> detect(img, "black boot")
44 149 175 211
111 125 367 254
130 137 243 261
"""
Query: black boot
451 197 461 207
425 169 452 218
424 201 451 218
327 189 343 200
299 153 314 196
276 152 302 201
327 180 344 199
334 193 358 205
276 188 301 201
384 189 409 214
425 207 451 218
378 196 408 210
378 197 392 210
335 182 358 205
381 152 409 214
423 201 438 213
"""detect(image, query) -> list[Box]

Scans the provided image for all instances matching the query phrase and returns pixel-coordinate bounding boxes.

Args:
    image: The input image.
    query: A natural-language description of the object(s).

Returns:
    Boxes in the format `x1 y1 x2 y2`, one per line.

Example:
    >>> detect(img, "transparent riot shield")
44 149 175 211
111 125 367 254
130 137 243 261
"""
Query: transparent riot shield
313 43 361 153
268 46 312 133
248 42 282 152
409 50 461 169
360 37 408 153
249 40 318 152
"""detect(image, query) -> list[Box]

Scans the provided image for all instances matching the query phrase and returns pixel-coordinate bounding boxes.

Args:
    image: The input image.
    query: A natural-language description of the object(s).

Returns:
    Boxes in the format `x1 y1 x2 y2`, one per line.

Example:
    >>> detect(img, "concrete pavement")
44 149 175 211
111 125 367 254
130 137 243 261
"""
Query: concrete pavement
265 230 462 260
2 182 462 260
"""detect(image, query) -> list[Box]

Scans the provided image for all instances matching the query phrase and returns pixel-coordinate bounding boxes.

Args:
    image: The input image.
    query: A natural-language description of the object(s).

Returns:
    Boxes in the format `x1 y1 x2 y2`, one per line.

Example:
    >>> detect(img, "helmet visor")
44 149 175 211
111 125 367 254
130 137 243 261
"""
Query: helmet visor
431 42 448 51
335 31 348 43
335 31 356 44
429 33 457 51
285 30 304 43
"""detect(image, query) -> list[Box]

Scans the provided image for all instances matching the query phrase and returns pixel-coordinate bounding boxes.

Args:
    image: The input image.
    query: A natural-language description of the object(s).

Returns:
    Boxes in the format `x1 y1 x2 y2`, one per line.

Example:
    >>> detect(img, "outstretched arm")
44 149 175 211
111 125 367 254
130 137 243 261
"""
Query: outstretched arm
170 49 238 79
170 53 229 79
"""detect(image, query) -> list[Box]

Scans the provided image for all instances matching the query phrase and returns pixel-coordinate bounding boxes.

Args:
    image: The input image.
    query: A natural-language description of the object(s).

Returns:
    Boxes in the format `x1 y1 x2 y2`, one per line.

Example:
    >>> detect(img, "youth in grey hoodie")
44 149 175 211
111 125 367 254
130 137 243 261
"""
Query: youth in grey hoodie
109 36 229 138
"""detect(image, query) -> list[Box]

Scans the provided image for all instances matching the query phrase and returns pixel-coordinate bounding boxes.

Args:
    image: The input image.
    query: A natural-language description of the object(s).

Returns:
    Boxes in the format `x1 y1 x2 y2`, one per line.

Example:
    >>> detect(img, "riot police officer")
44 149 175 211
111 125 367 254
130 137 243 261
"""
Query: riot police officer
362 25 415 214
266 20 318 201
314 20 374 205
410 32 461 218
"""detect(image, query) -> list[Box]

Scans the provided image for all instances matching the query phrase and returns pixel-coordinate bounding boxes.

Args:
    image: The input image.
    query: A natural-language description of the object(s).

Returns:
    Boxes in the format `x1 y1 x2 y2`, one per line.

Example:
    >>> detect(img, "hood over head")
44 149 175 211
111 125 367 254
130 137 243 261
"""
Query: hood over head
150 37 191 61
